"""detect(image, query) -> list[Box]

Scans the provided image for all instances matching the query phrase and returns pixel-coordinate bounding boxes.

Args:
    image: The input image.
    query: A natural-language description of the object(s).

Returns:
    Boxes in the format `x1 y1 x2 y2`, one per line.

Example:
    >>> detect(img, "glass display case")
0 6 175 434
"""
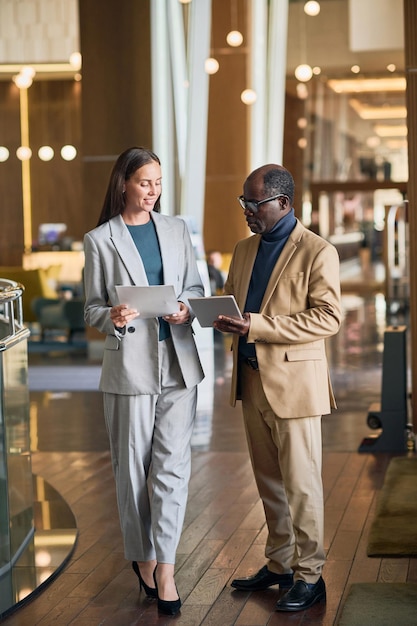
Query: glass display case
0 280 34 613
0 279 77 618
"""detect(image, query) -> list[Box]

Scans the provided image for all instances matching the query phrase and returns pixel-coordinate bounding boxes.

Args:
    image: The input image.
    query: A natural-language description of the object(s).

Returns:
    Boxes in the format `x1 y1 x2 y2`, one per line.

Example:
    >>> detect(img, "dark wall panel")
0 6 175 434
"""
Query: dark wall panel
78 0 152 233
29 80 83 246
0 83 24 265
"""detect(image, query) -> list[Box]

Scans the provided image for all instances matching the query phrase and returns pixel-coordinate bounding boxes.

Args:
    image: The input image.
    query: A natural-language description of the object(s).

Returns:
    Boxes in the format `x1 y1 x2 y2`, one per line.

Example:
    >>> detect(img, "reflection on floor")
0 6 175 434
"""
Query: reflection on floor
0 476 77 619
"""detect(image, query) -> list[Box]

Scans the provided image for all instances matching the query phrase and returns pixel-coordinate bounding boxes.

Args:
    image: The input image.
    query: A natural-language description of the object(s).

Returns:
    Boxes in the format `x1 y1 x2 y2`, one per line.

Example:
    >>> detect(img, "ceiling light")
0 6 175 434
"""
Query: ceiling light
351 65 361 74
226 30 243 47
69 52 82 70
241 89 257 105
16 146 32 160
295 64 313 82
0 62 81 77
61 145 77 160
328 77 406 94
312 66 321 75
304 1 320 16
385 139 407 150
349 98 407 120
373 125 407 137
21 66 36 78
205 58 219 75
0 147 10 162
13 73 33 88
38 146 54 161
387 64 396 72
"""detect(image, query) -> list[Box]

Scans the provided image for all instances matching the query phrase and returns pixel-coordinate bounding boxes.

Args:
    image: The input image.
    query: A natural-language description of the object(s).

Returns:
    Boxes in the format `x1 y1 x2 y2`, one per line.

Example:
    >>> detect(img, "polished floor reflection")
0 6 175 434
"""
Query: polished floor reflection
1 265 415 625
0 475 77 619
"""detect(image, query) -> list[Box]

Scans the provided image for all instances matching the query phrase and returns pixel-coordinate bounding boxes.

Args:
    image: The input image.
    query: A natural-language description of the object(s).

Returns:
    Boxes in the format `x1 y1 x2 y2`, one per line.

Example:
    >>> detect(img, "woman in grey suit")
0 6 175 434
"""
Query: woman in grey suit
83 147 204 616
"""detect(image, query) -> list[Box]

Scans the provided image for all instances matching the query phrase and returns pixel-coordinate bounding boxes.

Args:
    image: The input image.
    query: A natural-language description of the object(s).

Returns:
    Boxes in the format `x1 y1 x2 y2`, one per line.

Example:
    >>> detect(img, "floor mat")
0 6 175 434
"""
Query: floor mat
367 456 417 557
337 583 417 626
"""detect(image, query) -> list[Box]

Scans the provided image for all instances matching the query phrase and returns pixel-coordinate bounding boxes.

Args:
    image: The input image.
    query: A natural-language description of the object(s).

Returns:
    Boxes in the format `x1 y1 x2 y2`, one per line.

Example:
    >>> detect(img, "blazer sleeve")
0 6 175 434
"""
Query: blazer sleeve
83 230 117 336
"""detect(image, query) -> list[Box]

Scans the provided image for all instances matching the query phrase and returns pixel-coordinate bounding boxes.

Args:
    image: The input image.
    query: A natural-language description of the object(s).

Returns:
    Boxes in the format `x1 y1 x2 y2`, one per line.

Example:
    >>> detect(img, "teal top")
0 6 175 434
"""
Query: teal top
126 220 170 341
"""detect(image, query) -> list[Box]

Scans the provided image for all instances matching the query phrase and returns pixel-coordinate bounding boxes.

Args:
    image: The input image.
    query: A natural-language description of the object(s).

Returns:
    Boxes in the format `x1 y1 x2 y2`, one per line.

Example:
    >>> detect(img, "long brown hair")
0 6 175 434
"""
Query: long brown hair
96 147 162 226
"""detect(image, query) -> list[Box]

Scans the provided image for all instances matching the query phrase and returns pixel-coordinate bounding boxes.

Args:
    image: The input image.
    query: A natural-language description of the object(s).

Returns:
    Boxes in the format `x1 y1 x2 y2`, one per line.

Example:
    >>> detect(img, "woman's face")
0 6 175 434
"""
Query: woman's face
123 161 162 219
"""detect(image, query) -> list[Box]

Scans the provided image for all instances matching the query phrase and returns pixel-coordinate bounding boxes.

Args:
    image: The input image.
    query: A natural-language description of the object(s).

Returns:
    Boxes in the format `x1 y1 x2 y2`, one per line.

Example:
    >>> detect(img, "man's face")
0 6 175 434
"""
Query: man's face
242 175 287 235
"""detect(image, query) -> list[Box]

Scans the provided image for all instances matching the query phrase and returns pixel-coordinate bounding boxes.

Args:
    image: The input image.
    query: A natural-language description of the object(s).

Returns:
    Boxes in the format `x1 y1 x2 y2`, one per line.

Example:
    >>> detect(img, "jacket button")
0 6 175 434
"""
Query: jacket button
127 326 135 333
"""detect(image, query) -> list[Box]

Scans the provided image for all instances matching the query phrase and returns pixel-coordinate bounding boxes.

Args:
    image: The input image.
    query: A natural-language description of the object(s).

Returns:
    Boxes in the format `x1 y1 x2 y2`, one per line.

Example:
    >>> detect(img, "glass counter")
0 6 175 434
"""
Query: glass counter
0 279 77 618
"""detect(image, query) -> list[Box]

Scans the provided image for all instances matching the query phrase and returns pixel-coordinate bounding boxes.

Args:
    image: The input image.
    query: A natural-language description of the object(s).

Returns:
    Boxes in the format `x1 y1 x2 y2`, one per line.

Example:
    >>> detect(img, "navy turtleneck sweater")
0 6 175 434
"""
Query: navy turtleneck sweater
239 208 297 360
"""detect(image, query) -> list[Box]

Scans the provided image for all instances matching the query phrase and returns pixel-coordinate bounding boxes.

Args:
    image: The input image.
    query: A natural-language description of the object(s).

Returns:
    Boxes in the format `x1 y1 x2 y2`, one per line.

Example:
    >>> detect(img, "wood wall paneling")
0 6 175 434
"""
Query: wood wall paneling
283 92 305 218
29 80 84 246
204 0 249 255
78 0 152 233
0 83 24 265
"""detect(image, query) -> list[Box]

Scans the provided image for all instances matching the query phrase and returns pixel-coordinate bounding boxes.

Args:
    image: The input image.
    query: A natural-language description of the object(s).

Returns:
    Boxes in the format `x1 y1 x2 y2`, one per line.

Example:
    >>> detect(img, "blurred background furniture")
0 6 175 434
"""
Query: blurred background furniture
0 266 60 323
31 297 85 342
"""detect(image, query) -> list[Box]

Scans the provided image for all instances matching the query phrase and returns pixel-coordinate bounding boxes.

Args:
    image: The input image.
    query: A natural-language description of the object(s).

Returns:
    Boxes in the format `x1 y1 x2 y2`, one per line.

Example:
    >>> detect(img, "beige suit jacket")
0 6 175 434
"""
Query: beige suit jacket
225 219 342 418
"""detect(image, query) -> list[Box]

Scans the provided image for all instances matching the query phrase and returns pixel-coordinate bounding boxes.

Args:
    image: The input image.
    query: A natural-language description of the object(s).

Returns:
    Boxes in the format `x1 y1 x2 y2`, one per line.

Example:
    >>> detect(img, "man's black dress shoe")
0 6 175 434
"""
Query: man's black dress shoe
231 565 294 591
275 577 326 612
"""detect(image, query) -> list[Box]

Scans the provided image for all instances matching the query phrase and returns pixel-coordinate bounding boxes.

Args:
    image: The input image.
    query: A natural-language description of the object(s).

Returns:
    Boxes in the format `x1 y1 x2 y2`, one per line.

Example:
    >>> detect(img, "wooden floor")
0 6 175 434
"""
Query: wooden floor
2 284 416 625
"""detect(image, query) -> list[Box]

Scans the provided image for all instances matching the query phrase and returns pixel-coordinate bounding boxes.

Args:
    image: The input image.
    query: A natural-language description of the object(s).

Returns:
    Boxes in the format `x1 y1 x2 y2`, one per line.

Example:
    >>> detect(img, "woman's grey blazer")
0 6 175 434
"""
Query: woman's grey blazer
83 213 205 395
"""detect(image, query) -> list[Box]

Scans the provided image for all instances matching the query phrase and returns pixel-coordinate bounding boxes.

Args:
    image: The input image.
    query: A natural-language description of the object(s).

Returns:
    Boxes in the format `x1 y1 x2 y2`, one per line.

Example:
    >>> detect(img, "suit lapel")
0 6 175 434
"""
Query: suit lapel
260 220 304 311
236 235 260 311
109 212 179 287
152 212 178 287
108 215 148 285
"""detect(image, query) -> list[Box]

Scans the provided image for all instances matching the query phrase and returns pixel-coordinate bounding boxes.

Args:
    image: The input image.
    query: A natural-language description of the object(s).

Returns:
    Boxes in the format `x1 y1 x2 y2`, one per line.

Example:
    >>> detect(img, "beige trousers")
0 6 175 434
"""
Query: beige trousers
240 363 325 583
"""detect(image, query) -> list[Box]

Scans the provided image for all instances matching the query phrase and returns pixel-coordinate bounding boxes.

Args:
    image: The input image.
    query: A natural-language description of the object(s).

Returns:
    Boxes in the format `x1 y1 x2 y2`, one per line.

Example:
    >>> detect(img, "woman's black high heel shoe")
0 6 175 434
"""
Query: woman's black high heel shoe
153 568 182 616
131 561 157 598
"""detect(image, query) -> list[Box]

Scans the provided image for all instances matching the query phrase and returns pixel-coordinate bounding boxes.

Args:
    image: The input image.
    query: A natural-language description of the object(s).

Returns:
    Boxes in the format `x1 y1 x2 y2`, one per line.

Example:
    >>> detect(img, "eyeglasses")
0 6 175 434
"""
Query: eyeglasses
237 193 290 213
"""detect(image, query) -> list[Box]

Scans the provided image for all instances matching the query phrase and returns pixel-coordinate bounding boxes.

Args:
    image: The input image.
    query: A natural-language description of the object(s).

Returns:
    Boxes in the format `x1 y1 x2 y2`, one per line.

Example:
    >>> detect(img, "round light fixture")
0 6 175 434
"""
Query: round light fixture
16 146 32 160
351 65 361 74
304 1 320 16
21 66 36 78
61 145 77 161
0 146 10 162
38 146 54 161
294 64 313 82
226 30 243 47
13 73 33 89
205 58 219 75
69 52 82 70
240 89 257 105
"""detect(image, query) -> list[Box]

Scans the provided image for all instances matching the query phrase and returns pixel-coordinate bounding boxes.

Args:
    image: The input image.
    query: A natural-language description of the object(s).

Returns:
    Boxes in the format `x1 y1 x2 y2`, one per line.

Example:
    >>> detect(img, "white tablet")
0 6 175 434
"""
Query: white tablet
115 285 179 318
189 295 243 327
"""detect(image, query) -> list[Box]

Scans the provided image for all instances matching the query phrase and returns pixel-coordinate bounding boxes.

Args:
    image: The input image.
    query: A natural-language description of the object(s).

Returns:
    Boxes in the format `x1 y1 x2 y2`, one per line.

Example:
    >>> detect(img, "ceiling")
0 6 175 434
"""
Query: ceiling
286 0 406 174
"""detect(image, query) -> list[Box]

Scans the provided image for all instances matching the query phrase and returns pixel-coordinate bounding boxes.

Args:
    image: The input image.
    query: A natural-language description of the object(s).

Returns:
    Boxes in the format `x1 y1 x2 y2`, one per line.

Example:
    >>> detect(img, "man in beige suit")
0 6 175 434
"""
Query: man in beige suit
214 164 341 612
